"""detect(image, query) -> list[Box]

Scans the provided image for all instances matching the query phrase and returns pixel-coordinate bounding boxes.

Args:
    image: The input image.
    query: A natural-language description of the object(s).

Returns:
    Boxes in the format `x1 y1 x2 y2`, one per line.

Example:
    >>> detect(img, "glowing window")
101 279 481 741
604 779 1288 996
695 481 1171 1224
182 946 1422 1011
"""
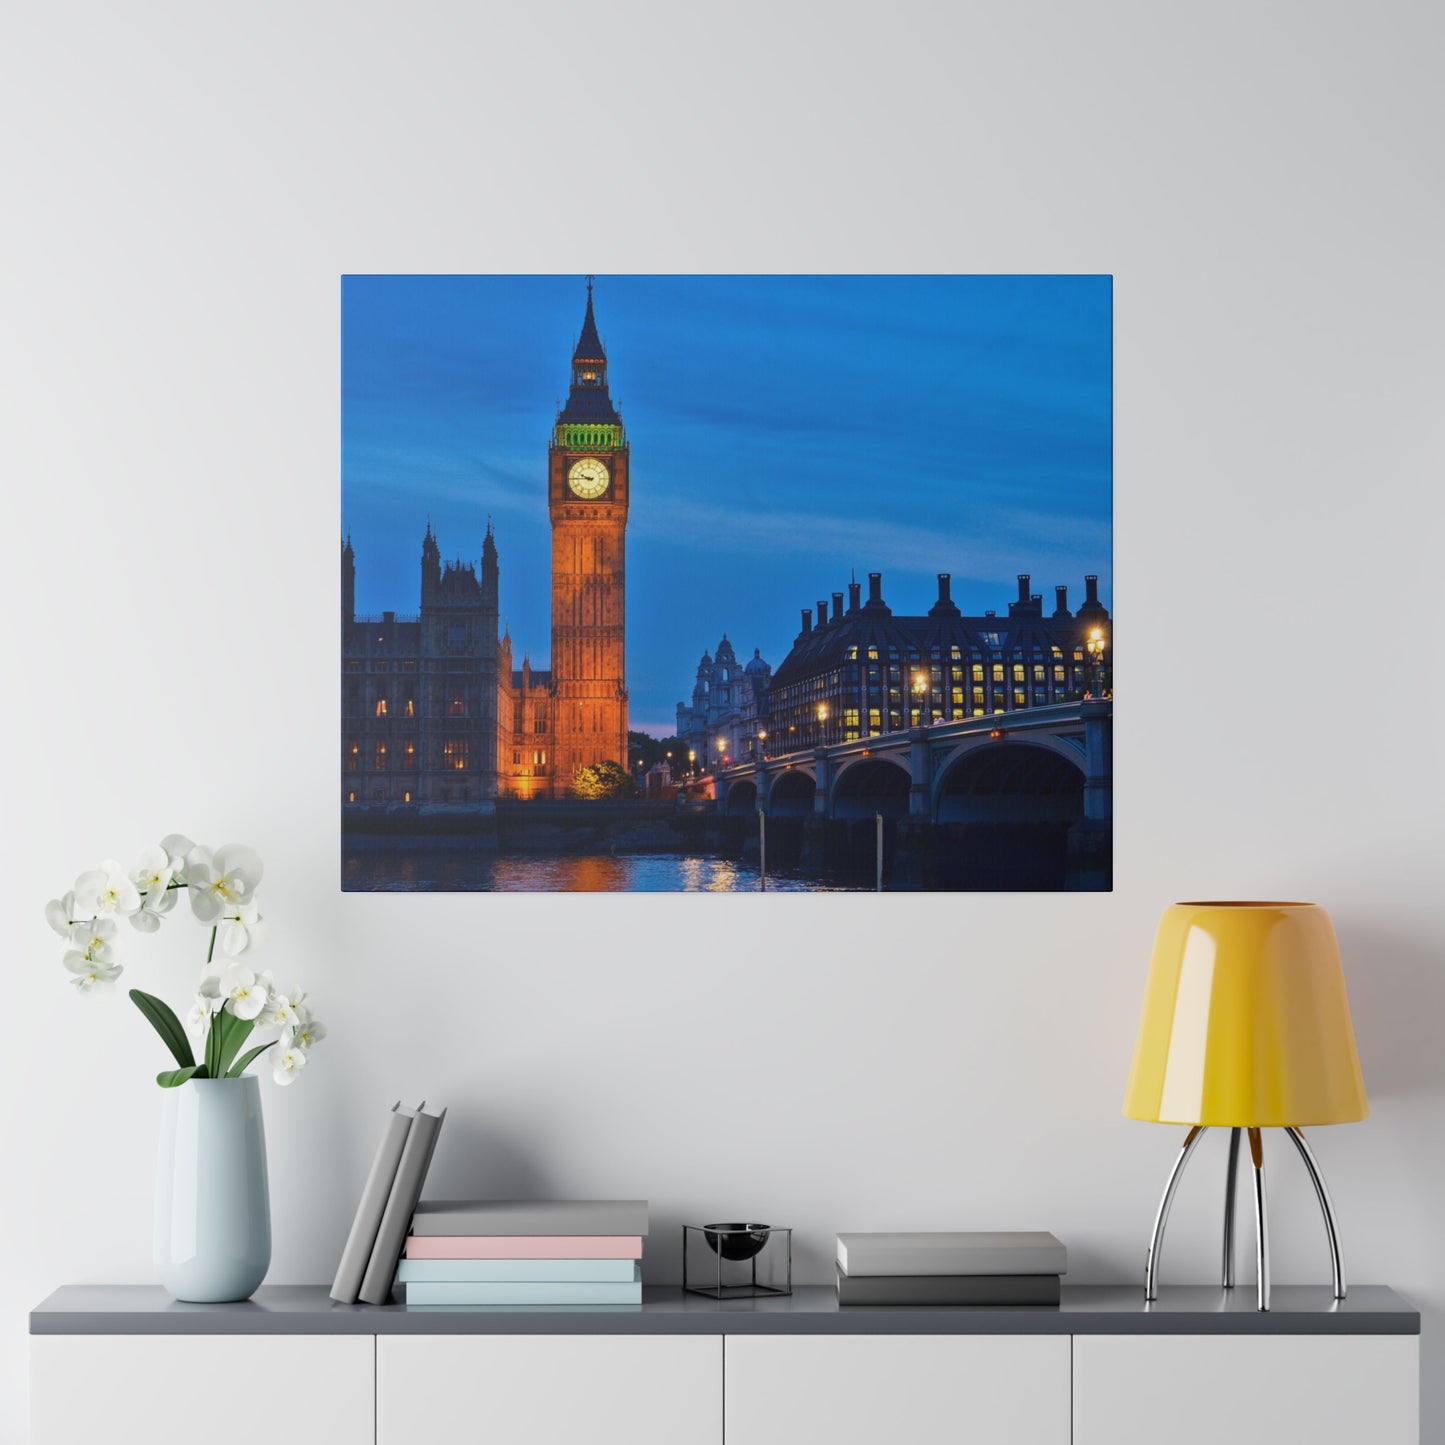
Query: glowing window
443 739 469 771
375 698 387 718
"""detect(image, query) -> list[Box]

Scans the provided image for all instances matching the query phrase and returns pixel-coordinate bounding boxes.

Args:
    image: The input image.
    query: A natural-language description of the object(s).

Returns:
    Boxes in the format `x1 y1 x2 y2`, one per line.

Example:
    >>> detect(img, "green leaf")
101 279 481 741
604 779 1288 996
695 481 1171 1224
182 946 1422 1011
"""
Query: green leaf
216 1010 256 1077
227 1040 277 1078
205 1009 223 1079
129 990 195 1071
157 1065 202 1088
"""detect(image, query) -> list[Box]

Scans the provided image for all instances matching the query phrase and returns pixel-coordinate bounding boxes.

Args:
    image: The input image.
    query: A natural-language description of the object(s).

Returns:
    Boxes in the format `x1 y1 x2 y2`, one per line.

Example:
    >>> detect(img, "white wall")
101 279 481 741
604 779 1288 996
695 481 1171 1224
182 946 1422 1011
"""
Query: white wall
3 2 1442 1439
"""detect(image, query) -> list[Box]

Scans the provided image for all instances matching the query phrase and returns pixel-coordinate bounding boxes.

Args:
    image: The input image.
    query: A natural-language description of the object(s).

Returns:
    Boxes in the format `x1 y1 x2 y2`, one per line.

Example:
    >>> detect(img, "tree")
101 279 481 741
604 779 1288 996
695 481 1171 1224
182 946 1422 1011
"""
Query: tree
569 759 639 800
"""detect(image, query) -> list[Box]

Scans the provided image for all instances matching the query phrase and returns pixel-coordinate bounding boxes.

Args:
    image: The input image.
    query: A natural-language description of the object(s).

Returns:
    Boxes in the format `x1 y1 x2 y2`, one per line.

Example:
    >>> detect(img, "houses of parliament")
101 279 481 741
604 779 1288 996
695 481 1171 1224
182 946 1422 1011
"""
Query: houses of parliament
342 280 630 807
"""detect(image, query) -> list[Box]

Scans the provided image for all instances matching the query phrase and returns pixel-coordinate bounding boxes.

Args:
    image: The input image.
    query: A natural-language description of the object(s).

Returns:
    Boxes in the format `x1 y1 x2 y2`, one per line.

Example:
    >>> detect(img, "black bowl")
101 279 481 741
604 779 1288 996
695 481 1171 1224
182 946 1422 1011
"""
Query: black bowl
702 1223 772 1262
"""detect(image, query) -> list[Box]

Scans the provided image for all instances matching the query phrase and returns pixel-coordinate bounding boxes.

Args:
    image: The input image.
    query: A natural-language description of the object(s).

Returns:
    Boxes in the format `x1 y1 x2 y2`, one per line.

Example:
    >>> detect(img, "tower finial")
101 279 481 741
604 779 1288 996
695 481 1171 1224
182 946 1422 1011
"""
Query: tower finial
586 274 594 298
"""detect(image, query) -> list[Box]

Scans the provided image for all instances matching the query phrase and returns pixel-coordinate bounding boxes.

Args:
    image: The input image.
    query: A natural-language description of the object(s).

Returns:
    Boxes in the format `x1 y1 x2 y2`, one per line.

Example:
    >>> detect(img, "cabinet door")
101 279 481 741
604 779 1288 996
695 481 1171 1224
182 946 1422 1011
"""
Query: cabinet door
32 1335 374 1445
1073 1334 1419 1445
377 1334 721 1445
725 1334 1071 1445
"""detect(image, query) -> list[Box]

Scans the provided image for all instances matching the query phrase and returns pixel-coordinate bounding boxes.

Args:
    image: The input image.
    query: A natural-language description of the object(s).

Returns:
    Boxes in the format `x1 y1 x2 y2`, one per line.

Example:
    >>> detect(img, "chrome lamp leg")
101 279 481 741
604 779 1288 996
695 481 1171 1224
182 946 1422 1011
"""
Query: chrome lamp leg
1285 1126 1347 1299
1145 1125 1207 1301
1222 1127 1241 1288
1248 1127 1270 1312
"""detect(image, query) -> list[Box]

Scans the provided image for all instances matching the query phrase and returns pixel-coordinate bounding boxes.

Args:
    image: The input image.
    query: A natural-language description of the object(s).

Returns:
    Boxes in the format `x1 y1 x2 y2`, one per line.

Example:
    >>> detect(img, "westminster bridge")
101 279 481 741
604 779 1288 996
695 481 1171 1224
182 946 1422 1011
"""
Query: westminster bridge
707 699 1112 889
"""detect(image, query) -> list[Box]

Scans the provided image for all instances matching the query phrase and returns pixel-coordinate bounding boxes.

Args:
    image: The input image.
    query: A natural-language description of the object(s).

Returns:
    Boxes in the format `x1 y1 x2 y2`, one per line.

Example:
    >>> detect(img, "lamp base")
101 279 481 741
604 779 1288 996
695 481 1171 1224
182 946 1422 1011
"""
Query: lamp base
1143 1125 1345 1312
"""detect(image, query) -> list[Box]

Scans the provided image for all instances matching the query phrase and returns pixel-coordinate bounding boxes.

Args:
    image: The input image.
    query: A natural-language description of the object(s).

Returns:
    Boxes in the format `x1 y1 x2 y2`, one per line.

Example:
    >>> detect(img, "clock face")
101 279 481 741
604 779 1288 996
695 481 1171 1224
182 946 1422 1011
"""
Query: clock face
568 457 610 499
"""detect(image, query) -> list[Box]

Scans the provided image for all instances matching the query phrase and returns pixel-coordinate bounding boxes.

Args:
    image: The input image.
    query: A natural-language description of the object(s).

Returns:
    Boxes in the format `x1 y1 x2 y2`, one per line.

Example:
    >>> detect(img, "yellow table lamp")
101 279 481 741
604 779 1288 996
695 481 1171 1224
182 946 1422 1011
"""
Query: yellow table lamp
1124 901 1368 1311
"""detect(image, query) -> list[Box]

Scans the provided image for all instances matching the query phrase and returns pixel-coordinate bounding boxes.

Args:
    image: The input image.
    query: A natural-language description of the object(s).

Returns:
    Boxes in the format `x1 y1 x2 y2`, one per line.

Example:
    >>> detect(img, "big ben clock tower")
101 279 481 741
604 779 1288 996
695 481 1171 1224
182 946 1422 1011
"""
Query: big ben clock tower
547 278 629 795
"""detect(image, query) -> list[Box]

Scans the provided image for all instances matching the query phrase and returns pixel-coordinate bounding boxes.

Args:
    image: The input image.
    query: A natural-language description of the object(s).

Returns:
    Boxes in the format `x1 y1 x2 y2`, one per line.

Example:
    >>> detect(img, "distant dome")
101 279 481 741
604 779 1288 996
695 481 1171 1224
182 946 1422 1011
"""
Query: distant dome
715 636 737 662
745 647 770 676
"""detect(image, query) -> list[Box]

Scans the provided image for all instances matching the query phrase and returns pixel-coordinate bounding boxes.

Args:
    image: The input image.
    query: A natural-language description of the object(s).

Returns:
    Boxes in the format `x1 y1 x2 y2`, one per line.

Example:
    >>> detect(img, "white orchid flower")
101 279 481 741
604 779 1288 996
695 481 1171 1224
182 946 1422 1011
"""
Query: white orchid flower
197 967 224 1002
284 989 314 1025
67 917 120 964
46 892 77 938
217 900 266 957
73 860 141 918
131 844 175 898
185 996 214 1036
272 1045 307 1085
130 881 180 933
216 963 269 1021
65 956 123 991
187 844 263 924
160 834 196 883
290 1017 327 1051
258 979 296 1030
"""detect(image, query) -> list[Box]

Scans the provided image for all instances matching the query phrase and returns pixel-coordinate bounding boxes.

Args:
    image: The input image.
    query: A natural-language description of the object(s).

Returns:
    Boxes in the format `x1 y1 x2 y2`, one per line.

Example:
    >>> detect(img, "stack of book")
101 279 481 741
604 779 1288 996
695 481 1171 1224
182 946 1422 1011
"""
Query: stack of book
834 1230 1066 1306
332 1101 448 1306
398 1200 648 1306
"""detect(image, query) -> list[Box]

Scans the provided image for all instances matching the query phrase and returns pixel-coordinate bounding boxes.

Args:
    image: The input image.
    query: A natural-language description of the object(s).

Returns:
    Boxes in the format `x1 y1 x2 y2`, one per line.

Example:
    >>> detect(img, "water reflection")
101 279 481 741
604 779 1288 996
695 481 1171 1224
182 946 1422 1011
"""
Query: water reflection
342 848 853 893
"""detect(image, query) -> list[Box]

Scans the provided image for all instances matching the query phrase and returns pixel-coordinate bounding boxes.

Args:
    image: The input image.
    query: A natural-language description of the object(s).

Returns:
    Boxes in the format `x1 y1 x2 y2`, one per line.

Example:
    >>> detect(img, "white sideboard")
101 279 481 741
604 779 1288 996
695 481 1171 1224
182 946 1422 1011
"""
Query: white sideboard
30 1284 1420 1445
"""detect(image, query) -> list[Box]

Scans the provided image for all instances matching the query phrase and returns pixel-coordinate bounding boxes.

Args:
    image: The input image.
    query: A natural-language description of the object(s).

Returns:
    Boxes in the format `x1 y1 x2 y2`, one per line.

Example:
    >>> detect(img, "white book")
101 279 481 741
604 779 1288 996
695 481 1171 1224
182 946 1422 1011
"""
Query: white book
836 1231 1066 1277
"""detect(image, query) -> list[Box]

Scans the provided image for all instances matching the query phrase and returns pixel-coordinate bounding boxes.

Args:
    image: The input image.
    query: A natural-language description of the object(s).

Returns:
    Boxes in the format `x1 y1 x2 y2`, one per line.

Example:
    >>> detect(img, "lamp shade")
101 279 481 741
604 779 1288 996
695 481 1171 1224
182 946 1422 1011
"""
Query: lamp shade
1124 902 1368 1127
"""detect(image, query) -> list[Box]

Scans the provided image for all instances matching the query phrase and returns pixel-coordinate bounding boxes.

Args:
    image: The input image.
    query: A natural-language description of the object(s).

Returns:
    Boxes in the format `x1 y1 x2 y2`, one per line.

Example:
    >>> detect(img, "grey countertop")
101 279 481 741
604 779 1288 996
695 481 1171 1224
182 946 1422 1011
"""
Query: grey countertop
31 1284 1419 1336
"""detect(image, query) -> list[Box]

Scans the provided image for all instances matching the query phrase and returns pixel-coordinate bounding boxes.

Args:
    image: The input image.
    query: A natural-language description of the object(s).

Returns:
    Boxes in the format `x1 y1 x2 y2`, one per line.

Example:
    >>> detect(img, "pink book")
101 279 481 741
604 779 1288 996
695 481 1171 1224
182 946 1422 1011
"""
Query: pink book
404 1234 644 1260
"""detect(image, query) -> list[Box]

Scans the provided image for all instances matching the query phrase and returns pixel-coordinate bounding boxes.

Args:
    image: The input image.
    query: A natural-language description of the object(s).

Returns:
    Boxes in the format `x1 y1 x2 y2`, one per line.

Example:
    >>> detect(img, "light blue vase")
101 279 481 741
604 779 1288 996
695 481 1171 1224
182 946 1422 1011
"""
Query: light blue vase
154 1076 271 1302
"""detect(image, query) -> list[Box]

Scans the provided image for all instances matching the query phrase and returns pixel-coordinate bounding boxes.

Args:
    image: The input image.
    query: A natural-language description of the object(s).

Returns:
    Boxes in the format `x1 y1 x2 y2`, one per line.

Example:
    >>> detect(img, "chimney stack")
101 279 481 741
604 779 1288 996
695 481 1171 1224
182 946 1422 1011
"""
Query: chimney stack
848 579 862 611
832 592 844 622
801 608 812 635
938 574 952 606
1085 574 1099 605
1054 585 1071 618
1017 573 1031 604
817 601 828 629
868 572 883 604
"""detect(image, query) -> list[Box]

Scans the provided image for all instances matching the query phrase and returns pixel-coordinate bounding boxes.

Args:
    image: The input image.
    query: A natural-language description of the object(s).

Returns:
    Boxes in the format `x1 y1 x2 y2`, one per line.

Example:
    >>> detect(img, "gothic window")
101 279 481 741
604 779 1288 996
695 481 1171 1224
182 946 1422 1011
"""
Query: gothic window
447 686 467 717
448 623 467 649
401 739 417 771
346 741 359 772
373 742 388 770
404 698 416 718
375 698 388 718
443 739 469 771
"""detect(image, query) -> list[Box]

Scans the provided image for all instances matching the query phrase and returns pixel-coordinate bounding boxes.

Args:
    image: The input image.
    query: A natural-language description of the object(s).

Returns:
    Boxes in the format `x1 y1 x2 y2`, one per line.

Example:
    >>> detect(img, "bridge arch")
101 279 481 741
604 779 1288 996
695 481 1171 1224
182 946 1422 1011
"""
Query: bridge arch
724 780 758 817
832 756 912 820
930 738 1086 890
768 768 817 817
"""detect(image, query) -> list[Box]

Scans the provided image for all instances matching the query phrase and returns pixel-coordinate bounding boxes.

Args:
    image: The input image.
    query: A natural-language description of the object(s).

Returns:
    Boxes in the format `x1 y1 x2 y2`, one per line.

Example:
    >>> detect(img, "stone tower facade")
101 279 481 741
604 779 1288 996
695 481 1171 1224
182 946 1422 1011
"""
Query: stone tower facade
546 278 629 793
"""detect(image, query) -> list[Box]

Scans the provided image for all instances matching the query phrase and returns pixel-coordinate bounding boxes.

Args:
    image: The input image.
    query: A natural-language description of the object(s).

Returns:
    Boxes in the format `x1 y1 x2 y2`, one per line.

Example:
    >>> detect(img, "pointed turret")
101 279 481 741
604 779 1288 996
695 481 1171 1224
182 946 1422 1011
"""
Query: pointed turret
421 521 441 603
342 534 355 622
481 521 499 612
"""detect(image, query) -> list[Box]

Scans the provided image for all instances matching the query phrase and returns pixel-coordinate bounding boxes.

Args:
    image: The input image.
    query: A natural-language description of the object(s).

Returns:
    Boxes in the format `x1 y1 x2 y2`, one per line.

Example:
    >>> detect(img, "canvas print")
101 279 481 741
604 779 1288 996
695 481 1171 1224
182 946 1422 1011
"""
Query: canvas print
342 275 1112 892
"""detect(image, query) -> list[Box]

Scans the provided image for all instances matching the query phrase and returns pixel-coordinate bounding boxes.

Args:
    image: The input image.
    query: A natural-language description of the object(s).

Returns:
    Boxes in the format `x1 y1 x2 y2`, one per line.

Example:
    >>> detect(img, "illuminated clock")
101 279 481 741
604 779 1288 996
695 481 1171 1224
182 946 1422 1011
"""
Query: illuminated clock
568 457 610 499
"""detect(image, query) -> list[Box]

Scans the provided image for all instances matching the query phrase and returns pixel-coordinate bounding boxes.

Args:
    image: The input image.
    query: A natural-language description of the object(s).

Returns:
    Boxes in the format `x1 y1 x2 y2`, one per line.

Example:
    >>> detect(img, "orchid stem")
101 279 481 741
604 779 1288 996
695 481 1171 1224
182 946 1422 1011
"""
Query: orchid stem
206 927 216 965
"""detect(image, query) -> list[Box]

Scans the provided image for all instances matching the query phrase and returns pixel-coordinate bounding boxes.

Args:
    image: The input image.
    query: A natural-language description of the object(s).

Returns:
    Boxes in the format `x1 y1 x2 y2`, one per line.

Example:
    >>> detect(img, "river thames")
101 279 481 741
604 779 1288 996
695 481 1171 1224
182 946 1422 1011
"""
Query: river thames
341 848 857 893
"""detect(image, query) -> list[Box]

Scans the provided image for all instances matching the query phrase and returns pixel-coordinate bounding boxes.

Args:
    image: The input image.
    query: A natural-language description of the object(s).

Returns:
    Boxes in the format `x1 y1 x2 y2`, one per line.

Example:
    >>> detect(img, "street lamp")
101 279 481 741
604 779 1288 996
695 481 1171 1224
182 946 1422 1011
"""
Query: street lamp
756 728 768 762
688 747 696 778
1086 627 1108 698
816 702 829 747
717 735 728 769
912 668 928 727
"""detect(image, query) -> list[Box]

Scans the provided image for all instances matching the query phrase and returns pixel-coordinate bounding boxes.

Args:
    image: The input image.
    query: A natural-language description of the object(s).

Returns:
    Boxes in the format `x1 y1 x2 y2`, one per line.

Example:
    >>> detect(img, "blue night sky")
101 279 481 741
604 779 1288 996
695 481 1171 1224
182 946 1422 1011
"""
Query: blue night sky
342 275 1112 736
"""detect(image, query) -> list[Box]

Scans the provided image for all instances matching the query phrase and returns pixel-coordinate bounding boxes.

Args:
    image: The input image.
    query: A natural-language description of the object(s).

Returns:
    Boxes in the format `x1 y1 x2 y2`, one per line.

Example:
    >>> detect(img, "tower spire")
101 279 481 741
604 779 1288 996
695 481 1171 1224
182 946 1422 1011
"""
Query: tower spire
573 276 605 366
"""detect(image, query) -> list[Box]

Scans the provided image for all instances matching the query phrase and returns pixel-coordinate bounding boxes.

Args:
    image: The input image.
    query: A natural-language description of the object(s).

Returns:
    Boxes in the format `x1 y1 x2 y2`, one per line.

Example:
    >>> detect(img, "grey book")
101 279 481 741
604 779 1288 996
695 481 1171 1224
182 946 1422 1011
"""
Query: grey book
410 1199 650 1237
358 1105 447 1306
836 1267 1061 1306
836 1231 1067 1277
330 1101 421 1304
